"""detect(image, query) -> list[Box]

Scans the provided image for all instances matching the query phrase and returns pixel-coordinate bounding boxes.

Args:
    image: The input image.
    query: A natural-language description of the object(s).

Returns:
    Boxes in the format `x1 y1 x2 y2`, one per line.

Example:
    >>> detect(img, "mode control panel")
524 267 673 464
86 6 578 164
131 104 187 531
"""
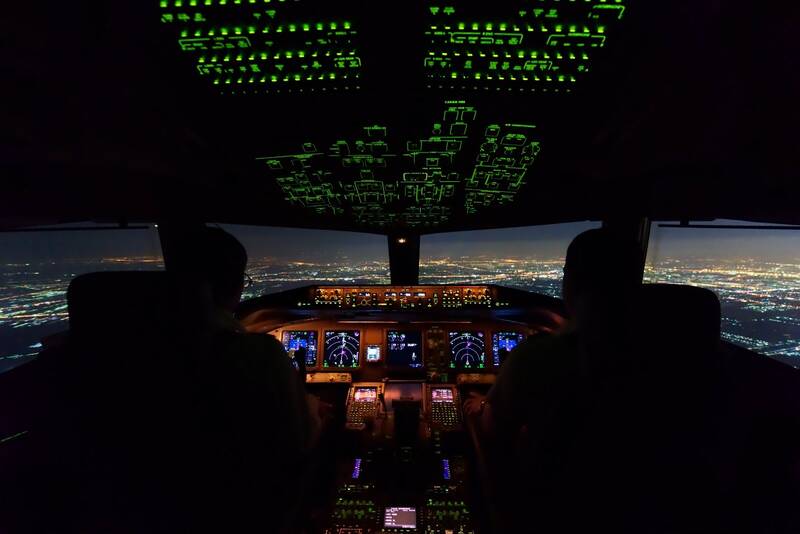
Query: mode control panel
308 285 502 310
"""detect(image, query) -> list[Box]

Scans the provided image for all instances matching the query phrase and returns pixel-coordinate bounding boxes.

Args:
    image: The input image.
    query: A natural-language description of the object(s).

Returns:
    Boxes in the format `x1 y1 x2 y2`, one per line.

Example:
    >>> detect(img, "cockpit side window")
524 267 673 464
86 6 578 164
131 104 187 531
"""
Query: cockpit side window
419 222 600 298
216 224 390 300
645 220 800 369
0 223 163 374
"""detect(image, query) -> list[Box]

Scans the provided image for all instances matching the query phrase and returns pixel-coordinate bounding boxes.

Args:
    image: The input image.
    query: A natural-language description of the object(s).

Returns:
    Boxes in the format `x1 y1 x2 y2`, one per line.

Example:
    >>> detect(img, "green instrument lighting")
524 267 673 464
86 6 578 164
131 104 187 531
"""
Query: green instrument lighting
159 0 362 94
424 0 627 91
256 101 542 229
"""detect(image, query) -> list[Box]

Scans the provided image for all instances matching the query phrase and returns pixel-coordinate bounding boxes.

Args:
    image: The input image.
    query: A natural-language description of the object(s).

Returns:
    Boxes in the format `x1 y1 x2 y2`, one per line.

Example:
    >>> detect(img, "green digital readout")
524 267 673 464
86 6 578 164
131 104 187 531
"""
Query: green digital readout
425 0 627 92
256 101 542 228
159 0 361 93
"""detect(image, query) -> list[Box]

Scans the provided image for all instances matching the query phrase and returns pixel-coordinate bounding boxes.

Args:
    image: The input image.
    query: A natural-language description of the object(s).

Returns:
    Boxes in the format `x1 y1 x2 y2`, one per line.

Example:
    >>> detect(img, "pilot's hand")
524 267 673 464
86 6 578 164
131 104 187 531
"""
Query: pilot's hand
317 398 334 420
463 391 487 417
306 394 322 424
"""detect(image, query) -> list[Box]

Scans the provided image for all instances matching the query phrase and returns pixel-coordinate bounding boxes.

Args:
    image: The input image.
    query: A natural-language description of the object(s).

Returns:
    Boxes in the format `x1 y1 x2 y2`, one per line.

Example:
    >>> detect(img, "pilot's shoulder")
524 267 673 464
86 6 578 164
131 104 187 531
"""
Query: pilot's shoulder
215 332 290 370
509 332 578 366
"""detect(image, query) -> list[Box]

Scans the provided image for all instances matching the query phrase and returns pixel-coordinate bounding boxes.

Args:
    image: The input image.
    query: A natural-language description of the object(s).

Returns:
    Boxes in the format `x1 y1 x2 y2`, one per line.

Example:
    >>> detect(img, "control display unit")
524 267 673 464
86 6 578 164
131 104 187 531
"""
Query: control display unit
281 330 318 367
492 331 526 367
346 382 383 430
384 507 416 529
448 331 486 369
428 385 461 430
323 330 361 368
386 330 423 368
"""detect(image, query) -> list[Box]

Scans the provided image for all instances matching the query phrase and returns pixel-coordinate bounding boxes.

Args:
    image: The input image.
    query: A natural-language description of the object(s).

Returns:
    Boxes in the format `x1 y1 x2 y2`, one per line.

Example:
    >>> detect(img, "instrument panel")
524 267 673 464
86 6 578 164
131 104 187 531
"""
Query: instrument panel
273 320 530 373
244 284 564 534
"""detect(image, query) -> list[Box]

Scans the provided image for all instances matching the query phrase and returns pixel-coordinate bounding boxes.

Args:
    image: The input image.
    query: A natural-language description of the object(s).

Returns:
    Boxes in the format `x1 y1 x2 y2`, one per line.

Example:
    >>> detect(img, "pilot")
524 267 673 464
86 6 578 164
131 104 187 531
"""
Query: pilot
190 226 323 431
464 228 643 531
189 226 249 332
465 228 642 419
185 227 323 531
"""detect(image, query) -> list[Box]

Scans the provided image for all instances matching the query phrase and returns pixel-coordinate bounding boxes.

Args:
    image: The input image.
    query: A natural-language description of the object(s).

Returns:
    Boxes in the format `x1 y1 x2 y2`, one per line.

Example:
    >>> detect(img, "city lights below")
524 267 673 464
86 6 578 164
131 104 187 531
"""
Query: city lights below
1 256 799 373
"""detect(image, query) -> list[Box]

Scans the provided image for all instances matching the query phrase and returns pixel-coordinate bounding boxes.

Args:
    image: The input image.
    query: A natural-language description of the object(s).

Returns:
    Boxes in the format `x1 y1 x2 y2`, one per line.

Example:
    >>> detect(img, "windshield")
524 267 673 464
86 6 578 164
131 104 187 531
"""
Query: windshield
0 223 164 373
218 225 390 299
646 221 800 368
419 222 599 298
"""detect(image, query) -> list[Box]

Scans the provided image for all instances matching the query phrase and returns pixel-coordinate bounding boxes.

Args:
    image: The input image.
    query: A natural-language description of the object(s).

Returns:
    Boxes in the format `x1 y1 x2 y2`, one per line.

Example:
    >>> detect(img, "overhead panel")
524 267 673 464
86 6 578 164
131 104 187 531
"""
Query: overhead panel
156 0 627 229
257 100 542 229
424 0 627 92
158 0 362 94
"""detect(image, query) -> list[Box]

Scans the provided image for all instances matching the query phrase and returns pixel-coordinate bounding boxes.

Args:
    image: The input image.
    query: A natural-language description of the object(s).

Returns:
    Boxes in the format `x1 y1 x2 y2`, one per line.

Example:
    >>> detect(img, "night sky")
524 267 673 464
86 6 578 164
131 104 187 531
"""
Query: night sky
1 220 799 264
647 223 800 264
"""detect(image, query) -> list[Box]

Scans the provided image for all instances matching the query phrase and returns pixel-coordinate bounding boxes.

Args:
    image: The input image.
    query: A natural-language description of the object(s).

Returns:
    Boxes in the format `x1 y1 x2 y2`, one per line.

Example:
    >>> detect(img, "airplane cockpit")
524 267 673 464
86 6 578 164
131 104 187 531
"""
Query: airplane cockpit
3 1 800 533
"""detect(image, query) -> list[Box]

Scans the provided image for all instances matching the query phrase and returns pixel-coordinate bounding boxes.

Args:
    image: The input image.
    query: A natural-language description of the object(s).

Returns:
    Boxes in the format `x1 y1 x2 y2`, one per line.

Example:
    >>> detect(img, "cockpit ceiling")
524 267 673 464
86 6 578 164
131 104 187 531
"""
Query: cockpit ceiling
155 0 627 231
4 1 800 231
159 0 626 96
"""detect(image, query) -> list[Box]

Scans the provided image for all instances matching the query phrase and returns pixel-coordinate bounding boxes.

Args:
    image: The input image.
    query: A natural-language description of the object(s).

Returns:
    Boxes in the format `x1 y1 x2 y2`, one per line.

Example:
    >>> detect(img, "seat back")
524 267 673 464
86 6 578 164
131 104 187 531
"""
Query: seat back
588 283 724 531
501 284 726 533
1 272 215 533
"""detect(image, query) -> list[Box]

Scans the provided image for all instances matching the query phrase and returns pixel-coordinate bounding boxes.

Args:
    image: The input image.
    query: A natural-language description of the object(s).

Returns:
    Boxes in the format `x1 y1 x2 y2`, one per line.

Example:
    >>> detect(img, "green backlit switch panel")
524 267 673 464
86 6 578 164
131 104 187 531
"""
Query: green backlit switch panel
465 123 540 214
159 0 361 94
256 101 542 228
425 0 627 92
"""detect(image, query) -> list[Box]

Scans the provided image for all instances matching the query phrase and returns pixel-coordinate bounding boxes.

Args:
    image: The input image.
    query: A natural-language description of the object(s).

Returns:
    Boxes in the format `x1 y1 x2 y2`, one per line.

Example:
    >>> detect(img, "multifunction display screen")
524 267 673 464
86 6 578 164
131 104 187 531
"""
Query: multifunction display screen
387 330 423 368
323 330 361 368
492 331 525 366
281 330 318 366
448 331 486 369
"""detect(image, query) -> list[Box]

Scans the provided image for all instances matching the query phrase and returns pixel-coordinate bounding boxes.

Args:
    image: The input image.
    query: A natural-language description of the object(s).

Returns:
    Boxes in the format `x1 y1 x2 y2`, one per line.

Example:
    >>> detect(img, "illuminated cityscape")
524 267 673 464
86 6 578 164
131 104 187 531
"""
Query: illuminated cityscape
644 258 800 367
1 255 798 373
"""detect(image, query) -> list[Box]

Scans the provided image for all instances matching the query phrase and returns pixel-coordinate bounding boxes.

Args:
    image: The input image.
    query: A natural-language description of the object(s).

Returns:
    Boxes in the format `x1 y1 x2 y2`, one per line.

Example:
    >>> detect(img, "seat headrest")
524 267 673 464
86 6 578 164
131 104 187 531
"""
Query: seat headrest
638 284 721 348
67 271 212 336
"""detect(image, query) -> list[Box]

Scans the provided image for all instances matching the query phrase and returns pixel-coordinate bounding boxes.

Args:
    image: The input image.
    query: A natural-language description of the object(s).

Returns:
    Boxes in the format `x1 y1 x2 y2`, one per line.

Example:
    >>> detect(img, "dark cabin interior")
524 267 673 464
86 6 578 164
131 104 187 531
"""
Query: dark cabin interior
2 1 800 533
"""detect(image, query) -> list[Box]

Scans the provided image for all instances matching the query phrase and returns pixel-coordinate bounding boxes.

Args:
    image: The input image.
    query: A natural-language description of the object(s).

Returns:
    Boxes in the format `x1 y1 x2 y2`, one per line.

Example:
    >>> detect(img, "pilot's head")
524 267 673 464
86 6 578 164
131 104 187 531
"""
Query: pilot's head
562 228 641 320
193 227 248 312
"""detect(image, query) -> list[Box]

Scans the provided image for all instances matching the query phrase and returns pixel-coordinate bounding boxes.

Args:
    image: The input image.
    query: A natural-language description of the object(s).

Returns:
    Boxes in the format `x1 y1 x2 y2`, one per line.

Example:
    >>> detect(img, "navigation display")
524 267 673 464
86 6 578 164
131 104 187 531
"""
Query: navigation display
384 507 416 529
431 388 454 402
353 387 377 403
281 331 318 367
386 331 423 368
448 331 486 369
492 332 526 367
323 330 361 368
